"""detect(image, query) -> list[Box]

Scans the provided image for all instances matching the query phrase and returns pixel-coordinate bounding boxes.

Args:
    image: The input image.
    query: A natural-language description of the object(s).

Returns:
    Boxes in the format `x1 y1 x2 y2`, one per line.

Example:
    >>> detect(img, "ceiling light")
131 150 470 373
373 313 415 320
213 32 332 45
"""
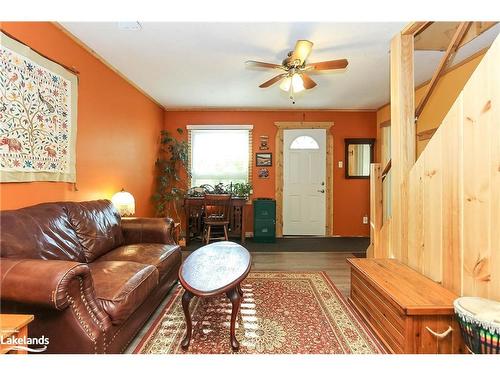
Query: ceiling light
117 22 142 31
279 73 305 94
279 76 292 92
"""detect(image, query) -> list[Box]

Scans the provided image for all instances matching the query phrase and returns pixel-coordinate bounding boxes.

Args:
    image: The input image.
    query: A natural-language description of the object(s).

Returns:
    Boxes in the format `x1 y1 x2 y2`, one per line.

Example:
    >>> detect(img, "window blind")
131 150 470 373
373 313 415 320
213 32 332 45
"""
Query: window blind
188 126 253 187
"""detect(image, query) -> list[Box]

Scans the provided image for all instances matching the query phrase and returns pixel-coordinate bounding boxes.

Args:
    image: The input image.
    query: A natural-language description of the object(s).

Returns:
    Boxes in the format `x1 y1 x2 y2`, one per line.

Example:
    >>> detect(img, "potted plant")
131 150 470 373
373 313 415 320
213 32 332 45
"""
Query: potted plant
152 128 189 221
231 182 253 198
212 182 228 194
186 182 253 199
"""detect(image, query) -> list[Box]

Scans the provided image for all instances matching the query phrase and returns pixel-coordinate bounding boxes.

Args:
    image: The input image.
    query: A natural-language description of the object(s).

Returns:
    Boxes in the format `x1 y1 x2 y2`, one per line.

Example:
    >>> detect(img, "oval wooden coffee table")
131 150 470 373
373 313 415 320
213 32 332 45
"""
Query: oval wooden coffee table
178 241 251 351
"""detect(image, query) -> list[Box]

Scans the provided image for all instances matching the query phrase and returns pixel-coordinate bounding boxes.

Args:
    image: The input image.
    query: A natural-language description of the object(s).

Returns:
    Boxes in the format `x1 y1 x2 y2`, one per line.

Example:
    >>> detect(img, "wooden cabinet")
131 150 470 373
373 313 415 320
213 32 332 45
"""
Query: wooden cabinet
347 258 466 354
0 314 34 354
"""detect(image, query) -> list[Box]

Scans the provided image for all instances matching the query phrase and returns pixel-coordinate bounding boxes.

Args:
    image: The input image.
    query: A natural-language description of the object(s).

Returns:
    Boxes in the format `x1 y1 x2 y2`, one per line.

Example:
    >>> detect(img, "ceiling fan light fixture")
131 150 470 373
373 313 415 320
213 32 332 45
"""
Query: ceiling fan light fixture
279 76 292 92
292 74 305 93
279 73 305 93
249 39 348 101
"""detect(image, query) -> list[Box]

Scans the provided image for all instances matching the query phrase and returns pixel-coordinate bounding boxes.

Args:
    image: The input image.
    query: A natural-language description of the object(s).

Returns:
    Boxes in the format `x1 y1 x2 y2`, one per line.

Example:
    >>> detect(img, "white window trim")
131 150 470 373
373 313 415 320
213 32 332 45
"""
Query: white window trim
187 125 254 130
187 125 253 188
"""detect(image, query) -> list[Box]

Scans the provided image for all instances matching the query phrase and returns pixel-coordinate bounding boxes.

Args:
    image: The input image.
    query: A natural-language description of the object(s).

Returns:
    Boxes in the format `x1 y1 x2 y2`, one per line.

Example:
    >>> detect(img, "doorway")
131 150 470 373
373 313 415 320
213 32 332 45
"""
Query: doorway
283 129 326 235
274 122 334 237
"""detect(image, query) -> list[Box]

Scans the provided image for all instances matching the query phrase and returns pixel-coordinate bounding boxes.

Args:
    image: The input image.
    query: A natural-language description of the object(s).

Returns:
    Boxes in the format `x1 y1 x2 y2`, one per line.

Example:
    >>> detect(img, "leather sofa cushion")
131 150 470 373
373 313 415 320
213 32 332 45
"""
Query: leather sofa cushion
65 200 124 262
89 261 158 325
0 202 85 261
96 243 181 279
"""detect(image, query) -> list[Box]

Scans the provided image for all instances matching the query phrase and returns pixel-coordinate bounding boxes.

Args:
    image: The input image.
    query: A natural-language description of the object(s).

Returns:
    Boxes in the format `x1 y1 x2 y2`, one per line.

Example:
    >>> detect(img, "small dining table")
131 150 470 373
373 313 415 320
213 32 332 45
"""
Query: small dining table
183 196 249 245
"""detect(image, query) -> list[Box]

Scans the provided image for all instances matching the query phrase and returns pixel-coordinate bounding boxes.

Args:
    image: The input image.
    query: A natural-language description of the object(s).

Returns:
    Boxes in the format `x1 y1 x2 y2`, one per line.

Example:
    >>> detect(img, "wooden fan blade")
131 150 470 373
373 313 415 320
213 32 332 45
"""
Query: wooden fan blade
259 73 287 88
245 60 282 69
291 40 313 65
308 59 349 71
301 73 317 89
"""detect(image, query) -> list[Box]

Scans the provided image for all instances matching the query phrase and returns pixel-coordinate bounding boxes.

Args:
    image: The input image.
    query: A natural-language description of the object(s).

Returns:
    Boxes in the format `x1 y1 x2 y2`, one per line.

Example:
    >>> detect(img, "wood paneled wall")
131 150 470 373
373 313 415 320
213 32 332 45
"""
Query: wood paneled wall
379 34 500 300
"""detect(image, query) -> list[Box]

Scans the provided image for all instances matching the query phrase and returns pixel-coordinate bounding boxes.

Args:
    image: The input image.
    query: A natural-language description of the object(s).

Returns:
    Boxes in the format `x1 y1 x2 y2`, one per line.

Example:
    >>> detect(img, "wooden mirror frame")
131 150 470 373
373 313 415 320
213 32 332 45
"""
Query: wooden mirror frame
344 138 375 179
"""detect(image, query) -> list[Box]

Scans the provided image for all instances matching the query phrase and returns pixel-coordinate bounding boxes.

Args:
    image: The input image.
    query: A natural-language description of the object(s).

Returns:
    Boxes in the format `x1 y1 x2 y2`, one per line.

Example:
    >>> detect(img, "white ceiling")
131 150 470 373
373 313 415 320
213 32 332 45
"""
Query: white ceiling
61 22 500 110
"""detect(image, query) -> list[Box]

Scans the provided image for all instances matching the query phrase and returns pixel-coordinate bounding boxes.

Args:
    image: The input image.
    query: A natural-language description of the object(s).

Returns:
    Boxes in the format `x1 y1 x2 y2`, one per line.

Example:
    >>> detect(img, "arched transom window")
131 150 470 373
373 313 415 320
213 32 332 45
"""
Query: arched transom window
290 135 319 150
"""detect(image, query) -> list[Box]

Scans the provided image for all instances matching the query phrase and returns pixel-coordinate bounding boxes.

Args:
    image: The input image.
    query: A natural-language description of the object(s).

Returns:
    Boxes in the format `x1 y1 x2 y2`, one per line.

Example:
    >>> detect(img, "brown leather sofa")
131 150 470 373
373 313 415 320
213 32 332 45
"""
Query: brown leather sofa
0 200 182 353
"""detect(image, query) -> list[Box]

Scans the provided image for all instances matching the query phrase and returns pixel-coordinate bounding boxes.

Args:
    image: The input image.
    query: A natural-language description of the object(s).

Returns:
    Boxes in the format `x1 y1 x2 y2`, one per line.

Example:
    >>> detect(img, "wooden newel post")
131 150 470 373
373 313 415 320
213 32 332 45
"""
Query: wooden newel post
369 163 382 258
390 33 416 262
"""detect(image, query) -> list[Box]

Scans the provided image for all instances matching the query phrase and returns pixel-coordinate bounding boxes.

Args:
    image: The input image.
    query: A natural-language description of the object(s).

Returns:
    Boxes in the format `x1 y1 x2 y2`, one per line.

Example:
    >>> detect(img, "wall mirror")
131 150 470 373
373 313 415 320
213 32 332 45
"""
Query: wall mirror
344 138 375 179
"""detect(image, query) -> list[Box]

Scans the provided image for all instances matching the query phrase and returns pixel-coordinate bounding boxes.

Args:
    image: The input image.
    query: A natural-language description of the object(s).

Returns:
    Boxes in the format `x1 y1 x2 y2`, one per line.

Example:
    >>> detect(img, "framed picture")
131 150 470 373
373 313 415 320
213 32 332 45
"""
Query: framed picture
258 168 269 179
256 153 272 166
259 135 269 150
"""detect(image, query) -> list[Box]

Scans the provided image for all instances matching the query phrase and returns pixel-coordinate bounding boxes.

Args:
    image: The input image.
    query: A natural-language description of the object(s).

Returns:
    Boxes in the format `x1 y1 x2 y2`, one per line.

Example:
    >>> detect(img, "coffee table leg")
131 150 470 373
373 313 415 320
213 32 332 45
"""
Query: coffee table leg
226 288 241 350
181 290 194 349
237 283 243 298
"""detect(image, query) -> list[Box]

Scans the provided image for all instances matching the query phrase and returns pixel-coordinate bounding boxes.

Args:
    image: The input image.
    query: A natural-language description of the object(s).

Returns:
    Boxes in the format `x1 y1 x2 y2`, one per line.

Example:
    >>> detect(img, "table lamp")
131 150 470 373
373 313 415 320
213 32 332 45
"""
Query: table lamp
111 188 135 216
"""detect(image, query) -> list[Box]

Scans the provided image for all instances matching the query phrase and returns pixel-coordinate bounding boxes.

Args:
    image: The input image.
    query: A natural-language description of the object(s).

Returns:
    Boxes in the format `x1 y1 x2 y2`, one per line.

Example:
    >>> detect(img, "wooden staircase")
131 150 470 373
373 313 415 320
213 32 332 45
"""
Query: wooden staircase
370 27 500 301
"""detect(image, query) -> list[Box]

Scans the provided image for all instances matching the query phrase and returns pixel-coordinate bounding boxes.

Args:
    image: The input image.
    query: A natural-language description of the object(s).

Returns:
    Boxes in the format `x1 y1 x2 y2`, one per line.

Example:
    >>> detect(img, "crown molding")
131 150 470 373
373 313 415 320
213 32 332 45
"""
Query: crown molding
165 107 376 112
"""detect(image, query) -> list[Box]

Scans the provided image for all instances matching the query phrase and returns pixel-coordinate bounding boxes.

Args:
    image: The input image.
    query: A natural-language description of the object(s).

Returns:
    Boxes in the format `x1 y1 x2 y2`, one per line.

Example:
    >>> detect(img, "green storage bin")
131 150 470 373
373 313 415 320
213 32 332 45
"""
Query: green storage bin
254 219 276 243
253 199 276 243
254 200 275 219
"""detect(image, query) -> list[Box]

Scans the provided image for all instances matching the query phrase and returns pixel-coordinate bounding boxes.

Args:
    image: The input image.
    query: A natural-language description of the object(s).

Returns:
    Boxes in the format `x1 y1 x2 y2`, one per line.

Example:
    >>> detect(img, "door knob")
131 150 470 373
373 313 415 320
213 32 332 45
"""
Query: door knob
317 189 325 193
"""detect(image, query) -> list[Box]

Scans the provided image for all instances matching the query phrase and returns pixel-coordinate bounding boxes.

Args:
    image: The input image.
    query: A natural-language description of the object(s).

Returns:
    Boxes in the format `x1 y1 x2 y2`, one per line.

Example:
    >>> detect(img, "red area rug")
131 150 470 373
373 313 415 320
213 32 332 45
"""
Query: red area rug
133 272 385 354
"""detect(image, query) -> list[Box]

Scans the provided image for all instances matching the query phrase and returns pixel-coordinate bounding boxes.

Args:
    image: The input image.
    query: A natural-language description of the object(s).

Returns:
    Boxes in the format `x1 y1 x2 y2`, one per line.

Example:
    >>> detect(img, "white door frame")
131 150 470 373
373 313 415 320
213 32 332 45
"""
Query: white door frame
283 128 327 235
275 122 334 237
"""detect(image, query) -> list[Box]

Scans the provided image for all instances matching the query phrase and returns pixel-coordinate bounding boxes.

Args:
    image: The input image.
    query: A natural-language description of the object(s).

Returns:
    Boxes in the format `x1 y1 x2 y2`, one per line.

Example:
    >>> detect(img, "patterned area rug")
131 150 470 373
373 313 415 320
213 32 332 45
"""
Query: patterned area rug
133 272 385 354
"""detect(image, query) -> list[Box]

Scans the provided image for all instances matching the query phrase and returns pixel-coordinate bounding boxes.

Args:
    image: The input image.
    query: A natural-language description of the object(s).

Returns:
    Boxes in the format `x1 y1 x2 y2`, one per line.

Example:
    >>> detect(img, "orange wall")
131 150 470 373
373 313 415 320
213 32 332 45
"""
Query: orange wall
164 110 377 236
0 22 164 216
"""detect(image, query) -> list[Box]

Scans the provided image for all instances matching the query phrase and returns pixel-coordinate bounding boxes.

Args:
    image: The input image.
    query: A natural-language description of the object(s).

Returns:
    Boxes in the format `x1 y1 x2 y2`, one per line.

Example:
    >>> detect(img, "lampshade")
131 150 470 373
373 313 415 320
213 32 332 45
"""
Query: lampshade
279 73 305 93
279 76 292 92
111 188 135 216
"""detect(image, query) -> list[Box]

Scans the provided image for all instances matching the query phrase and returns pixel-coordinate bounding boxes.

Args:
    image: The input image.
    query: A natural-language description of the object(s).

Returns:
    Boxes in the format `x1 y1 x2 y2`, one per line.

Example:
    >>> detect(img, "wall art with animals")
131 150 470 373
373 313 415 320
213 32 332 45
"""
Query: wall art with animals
0 31 77 182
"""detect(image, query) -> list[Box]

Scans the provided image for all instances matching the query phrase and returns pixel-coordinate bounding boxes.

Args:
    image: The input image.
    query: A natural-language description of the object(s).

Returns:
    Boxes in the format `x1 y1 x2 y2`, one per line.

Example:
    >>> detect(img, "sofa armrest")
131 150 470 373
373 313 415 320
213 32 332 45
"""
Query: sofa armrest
1 258 106 317
121 217 178 245
1 258 112 347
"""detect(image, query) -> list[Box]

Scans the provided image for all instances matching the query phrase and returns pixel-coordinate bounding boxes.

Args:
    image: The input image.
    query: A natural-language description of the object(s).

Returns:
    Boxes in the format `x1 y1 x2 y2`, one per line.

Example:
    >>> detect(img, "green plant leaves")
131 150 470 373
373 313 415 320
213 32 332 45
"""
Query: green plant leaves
153 129 189 217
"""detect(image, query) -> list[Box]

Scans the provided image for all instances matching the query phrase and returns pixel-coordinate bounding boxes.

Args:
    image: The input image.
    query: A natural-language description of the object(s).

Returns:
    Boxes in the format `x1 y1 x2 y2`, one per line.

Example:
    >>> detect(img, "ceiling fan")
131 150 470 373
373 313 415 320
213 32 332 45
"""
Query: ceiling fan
246 40 348 103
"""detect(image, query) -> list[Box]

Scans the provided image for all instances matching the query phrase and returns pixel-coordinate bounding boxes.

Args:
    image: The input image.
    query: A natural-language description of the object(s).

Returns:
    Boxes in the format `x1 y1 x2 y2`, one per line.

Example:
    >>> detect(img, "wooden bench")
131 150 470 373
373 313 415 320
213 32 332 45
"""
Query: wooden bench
347 258 466 354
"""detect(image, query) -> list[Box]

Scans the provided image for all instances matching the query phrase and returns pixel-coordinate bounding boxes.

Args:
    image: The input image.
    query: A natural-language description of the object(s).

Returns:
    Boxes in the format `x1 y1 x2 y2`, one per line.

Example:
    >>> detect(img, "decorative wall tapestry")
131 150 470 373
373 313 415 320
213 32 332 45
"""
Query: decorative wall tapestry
0 31 78 182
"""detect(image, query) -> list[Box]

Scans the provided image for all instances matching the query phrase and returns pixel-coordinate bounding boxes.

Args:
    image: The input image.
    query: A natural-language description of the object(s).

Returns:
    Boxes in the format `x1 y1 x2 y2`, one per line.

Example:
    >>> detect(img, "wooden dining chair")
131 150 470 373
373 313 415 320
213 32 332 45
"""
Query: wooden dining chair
202 194 232 244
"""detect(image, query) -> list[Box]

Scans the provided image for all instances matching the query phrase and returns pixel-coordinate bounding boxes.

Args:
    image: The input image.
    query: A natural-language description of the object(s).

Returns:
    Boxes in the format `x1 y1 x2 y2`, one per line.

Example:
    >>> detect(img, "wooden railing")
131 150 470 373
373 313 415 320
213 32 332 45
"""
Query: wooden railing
405 35 499 299
381 159 391 181
369 161 392 259
370 33 500 300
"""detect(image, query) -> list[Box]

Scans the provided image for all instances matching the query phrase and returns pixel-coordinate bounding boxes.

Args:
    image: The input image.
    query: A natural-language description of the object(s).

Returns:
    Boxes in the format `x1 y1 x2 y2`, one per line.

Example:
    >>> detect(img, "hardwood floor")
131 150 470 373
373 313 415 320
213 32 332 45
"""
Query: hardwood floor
125 251 359 352
249 251 359 297
182 250 360 297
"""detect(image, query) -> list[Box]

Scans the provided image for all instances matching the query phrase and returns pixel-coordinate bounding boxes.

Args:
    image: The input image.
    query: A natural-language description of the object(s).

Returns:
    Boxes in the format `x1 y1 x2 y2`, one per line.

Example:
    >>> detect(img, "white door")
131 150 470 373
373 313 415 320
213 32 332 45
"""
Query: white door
283 129 327 235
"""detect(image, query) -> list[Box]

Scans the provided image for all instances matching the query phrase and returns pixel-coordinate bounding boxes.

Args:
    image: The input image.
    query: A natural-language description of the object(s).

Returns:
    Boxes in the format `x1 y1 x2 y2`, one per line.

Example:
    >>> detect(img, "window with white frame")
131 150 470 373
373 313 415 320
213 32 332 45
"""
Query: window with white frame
188 125 253 187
